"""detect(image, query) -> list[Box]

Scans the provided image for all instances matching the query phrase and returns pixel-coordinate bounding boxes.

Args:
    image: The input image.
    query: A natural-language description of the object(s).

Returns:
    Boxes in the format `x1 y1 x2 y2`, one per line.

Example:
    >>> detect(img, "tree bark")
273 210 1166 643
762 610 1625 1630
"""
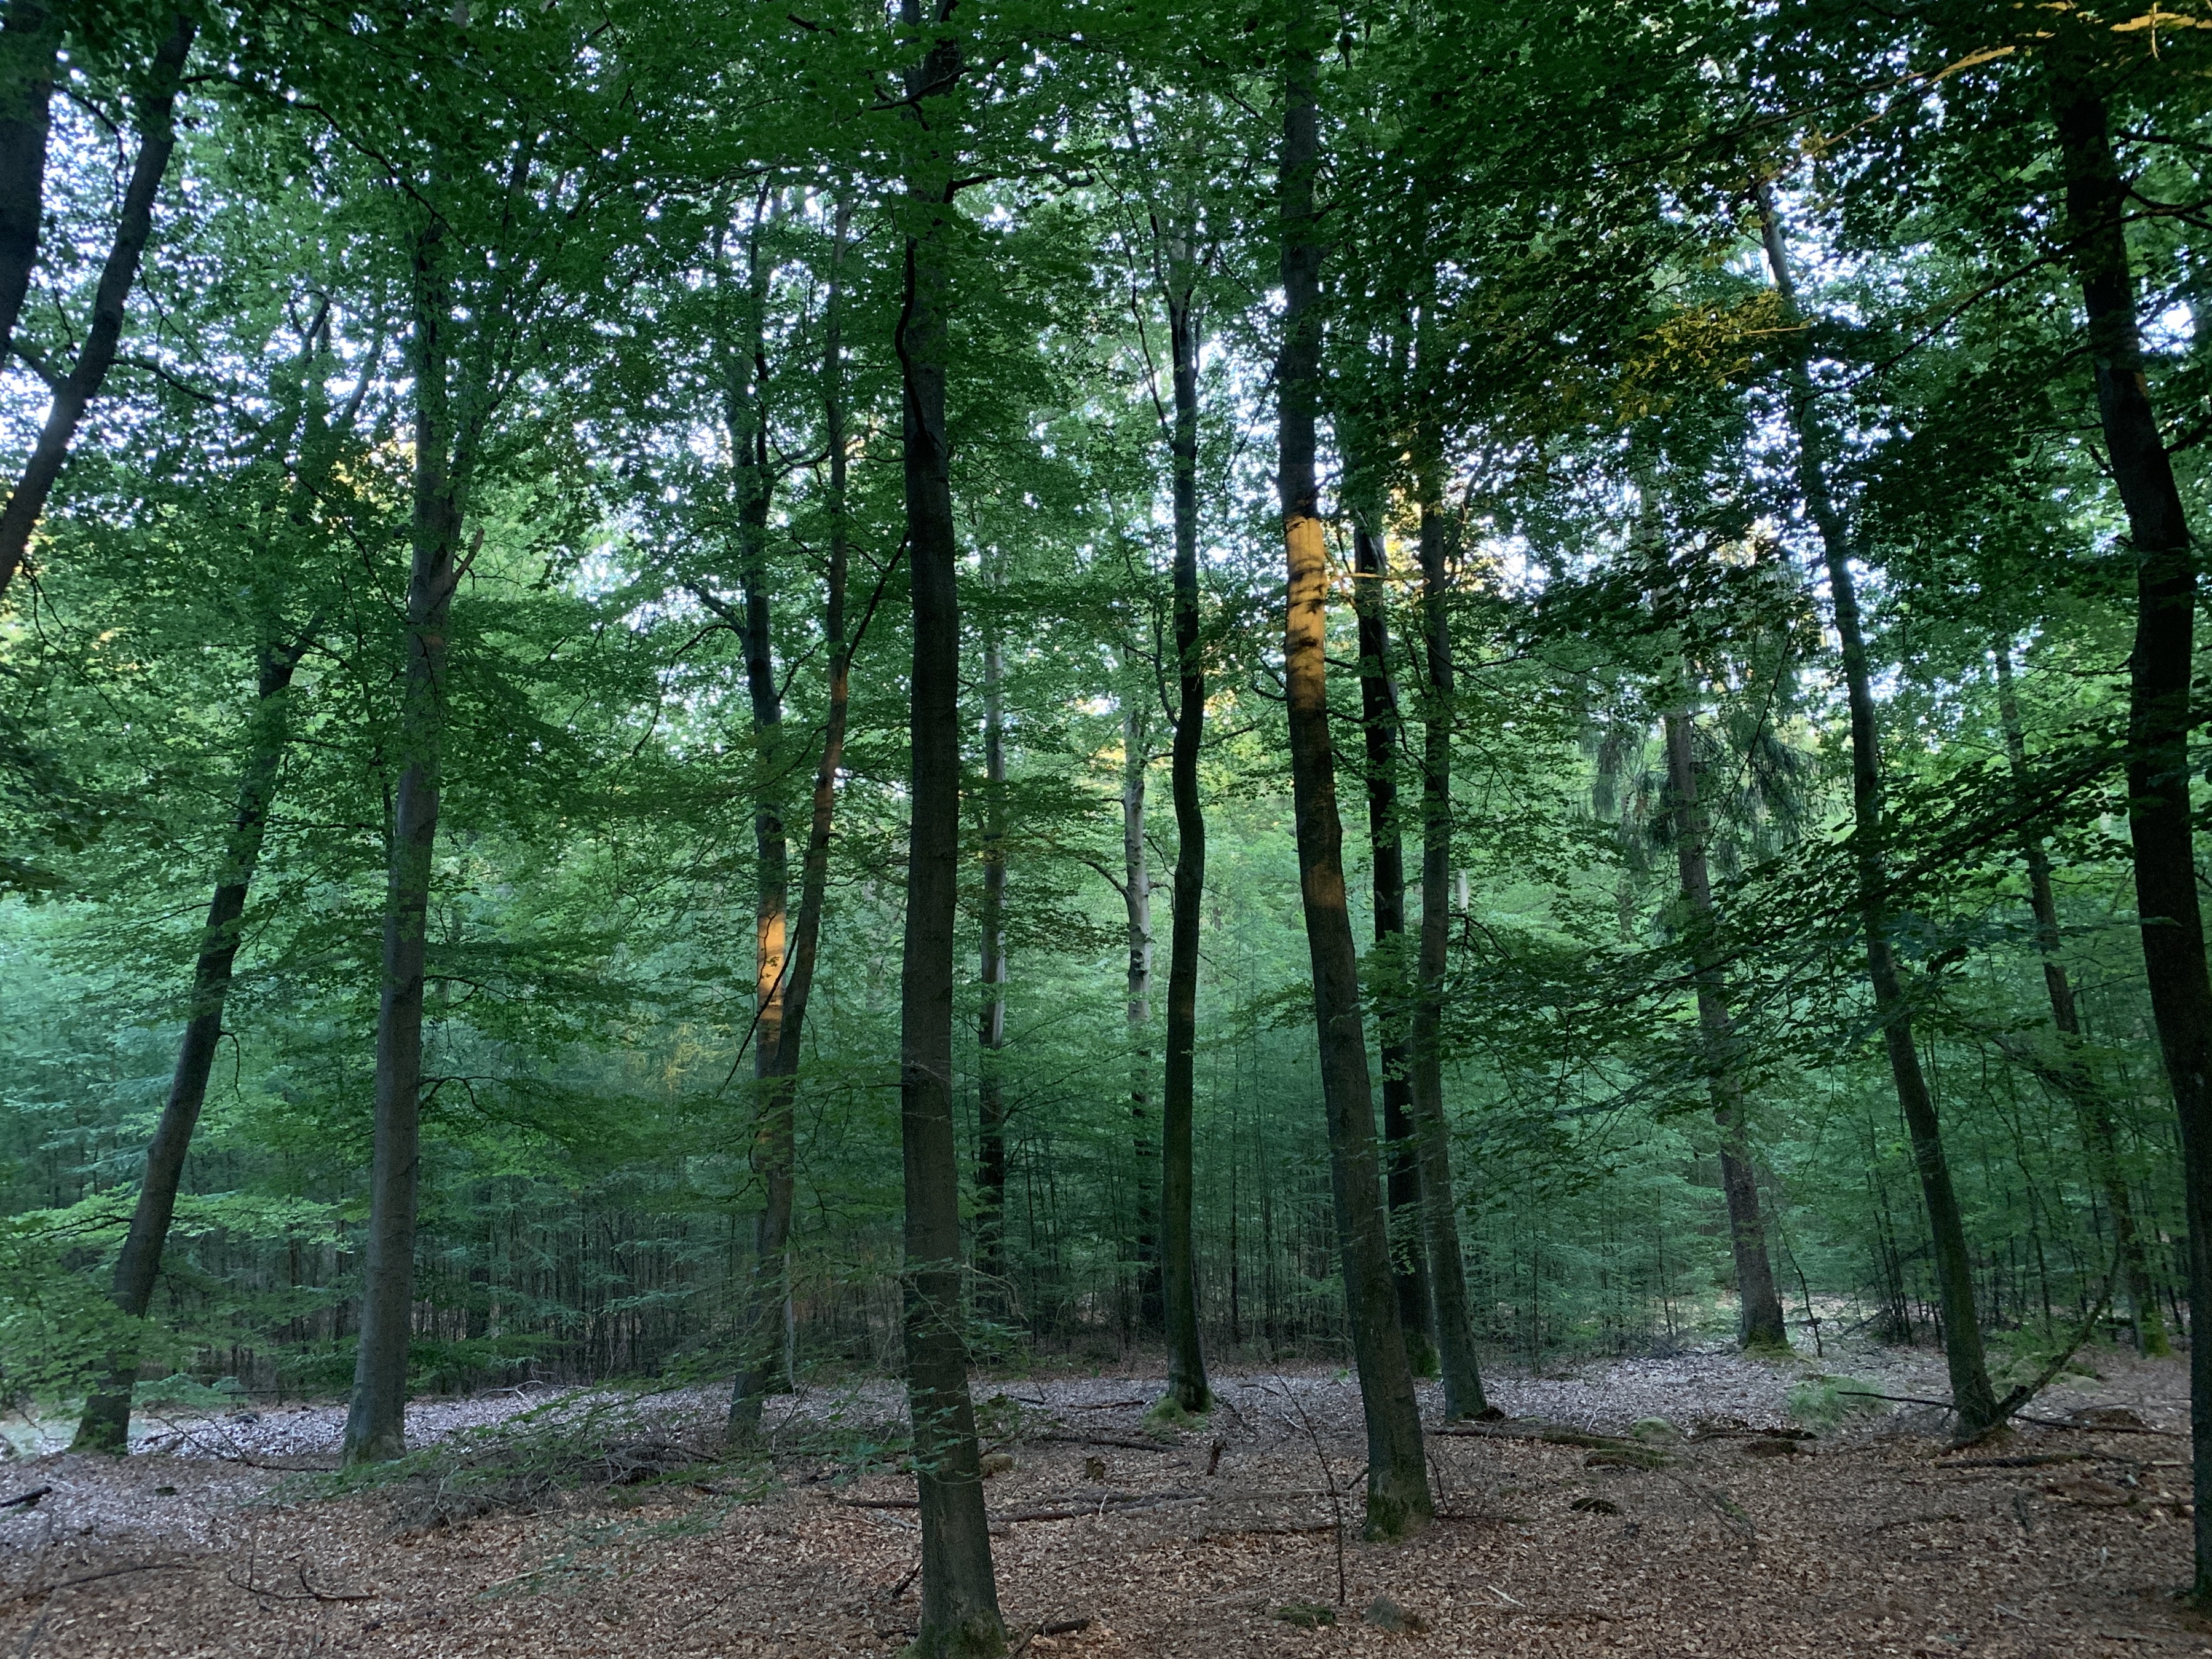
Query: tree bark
896 3 1003 1648
975 620 1008 1309
0 0 60 358
1991 644 2166 1355
1123 683 1161 1332
1757 184 1998 1437
728 192 799 1436
1278 9 1431 1540
1159 229 1210 1414
73 641 304 1452
2046 57 2212 1593
344 217 465 1466
1407 442 1487 1419
1645 548 1788 1350
0 10 193 601
1351 512 1437 1377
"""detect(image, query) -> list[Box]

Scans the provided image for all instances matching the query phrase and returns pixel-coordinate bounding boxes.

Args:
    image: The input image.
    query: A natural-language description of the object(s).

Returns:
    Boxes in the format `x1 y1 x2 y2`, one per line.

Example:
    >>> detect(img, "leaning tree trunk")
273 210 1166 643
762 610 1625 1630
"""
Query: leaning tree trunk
0 9 194 601
1123 684 1162 1332
975 620 1009 1310
1351 510 1437 1377
729 197 798 1436
896 4 1003 1649
1991 644 2166 1355
1159 232 1211 1415
73 641 304 1452
2047 52 2212 1592
1277 7 1431 1540
344 222 465 1467
1758 186 1998 1438
0 0 61 358
1408 434 1487 1420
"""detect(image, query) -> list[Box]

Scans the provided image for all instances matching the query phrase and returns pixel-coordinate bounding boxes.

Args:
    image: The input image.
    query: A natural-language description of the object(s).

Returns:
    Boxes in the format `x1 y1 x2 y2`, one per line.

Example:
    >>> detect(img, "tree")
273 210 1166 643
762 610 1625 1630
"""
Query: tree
1276 4 1429 1540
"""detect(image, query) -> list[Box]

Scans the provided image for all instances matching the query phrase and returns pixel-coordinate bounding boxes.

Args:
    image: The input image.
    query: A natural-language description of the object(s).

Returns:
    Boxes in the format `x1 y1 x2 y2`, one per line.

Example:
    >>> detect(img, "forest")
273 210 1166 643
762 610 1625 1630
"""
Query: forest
4 0 2212 1655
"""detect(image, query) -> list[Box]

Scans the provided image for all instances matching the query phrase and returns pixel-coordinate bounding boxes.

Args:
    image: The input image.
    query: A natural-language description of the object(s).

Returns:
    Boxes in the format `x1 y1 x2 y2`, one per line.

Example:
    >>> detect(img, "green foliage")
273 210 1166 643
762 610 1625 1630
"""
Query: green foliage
1786 1377 1886 1431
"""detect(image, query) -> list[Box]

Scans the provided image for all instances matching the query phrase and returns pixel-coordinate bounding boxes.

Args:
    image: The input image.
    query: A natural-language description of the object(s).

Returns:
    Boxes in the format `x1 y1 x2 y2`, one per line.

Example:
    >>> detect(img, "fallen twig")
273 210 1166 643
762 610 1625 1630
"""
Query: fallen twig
1936 1453 2088 1471
0 1487 49 1510
1025 1431 1172 1453
5 1561 192 1606
225 1562 375 1603
1009 1615 1092 1658
990 1492 1200 1524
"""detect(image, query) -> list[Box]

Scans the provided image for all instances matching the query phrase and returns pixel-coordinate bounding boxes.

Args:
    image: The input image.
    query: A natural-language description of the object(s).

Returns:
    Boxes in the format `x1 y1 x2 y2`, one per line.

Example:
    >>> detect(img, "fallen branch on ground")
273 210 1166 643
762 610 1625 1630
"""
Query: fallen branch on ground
0 1486 50 1509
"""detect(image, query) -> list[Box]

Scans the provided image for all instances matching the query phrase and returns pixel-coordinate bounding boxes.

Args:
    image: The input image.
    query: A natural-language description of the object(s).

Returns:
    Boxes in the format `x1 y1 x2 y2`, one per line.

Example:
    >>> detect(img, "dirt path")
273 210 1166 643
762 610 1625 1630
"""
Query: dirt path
2 1345 2203 1657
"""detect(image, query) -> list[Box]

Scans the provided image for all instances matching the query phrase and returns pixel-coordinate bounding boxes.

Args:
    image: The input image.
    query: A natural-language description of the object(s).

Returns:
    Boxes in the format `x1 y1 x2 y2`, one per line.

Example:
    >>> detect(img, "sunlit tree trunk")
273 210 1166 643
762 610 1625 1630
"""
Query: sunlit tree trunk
1991 644 2165 1356
1758 185 1997 1437
1278 6 1430 1540
728 192 797 1436
0 10 193 601
896 2 1003 1646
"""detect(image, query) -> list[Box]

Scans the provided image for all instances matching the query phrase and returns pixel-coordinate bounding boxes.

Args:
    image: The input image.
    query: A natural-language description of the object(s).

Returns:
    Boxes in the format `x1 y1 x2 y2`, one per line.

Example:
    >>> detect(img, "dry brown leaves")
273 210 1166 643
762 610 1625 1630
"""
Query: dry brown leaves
2 1349 2208 1657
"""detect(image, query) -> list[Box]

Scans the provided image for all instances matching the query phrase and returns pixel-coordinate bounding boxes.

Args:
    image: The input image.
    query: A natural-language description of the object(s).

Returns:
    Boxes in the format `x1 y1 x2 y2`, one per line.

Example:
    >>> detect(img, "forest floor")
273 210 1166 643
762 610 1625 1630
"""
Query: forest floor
1 1336 2205 1657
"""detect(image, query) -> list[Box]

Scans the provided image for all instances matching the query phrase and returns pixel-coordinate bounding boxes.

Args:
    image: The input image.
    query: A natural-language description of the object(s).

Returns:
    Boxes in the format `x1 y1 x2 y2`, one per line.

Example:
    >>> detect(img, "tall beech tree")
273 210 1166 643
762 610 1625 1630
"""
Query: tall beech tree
1408 424 1485 1419
893 0 1003 1645
0 0 60 357
2044 25 2212 1594
1758 188 1999 1437
0 8 193 601
1276 7 1429 1540
1157 208 1209 1416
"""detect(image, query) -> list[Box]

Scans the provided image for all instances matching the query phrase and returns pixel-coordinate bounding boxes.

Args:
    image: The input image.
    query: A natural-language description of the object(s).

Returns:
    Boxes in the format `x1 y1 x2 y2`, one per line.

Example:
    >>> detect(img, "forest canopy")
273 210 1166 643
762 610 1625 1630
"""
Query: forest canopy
7 0 2212 1645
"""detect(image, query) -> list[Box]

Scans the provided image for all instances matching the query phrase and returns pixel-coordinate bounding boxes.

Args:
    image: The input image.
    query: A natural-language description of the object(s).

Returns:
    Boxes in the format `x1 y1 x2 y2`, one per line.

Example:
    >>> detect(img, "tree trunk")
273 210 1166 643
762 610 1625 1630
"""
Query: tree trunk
896 4 1003 1648
975 621 1008 1309
1159 234 1211 1414
729 194 797 1436
344 220 465 1466
0 0 60 358
1409 438 1487 1420
1757 185 1998 1437
1645 546 1788 1350
1991 644 2166 1355
1123 684 1161 1332
73 642 303 1452
0 10 193 601
2046 61 2212 1594
1351 512 1437 1377
1277 9 1431 1540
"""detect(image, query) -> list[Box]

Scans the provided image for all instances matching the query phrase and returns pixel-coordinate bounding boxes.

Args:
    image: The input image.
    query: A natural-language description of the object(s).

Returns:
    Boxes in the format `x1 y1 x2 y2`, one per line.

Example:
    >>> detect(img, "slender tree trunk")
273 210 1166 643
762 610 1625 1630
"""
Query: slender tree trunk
975 622 1008 1309
729 197 797 1435
1278 10 1431 1540
1351 512 1437 1376
1991 644 2166 1355
1123 685 1162 1331
2047 66 2212 1578
73 643 302 1452
1757 186 1999 1438
1646 555 1788 1349
896 5 1002 1648
1409 437 1487 1419
344 221 465 1466
1160 237 1210 1414
0 10 193 601
0 0 60 357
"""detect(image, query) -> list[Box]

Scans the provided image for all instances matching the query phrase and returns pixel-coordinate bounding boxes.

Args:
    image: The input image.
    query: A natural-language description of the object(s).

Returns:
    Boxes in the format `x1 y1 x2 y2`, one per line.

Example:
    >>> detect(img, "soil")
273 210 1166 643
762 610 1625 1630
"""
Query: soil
3 1339 2206 1657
